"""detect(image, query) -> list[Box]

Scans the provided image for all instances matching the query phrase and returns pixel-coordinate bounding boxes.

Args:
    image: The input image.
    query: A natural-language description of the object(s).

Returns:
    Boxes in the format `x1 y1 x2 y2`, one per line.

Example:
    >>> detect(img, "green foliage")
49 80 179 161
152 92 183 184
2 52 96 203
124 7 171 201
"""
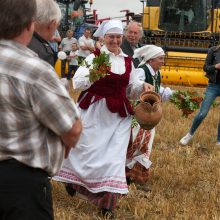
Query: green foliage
130 100 139 128
92 52 111 70
170 90 203 117
131 117 139 128
80 52 111 82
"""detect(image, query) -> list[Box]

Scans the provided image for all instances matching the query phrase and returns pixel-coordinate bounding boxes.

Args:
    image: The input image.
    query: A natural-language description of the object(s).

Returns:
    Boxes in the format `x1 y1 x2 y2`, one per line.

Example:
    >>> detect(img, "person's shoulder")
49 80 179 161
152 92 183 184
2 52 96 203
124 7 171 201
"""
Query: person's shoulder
85 53 95 61
121 39 126 47
13 53 57 85
213 46 220 52
29 58 62 88
209 46 219 52
78 36 84 42
206 46 220 56
27 59 69 96
28 35 42 51
121 38 131 51
26 56 50 71
119 48 129 57
1 41 57 82
121 38 129 45
71 37 77 42
138 64 148 69
62 37 68 41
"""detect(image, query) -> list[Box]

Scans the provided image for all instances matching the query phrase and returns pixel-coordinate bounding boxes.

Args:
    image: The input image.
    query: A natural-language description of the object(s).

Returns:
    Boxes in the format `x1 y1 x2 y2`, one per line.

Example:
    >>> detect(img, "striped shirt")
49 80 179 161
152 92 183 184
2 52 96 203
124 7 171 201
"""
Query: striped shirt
0 40 80 176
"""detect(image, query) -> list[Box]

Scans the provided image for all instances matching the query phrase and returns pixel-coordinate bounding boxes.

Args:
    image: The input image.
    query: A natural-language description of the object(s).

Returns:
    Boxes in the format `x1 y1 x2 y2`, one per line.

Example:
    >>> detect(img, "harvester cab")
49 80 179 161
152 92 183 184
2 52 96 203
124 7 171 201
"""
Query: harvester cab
142 0 220 86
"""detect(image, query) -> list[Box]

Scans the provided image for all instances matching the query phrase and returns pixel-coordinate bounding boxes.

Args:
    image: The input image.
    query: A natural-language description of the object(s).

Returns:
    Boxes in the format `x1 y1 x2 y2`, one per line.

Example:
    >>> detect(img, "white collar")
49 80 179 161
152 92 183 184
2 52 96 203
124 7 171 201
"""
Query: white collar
146 63 158 77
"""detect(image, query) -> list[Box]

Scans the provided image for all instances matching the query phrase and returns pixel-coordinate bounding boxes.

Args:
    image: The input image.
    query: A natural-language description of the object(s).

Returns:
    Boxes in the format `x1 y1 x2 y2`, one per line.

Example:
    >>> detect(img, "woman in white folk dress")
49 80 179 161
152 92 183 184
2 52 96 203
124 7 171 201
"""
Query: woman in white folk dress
126 45 173 190
54 20 154 218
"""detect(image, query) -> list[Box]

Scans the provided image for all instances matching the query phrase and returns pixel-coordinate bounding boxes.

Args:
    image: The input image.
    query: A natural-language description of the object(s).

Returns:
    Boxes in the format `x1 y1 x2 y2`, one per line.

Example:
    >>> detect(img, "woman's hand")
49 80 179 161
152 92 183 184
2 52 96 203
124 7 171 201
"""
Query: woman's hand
143 82 154 92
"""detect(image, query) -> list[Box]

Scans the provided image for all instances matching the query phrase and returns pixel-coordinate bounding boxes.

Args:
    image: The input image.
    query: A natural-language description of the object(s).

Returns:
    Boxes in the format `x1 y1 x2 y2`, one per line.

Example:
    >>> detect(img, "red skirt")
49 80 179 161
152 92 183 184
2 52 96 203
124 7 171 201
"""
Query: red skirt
71 184 122 211
126 128 151 184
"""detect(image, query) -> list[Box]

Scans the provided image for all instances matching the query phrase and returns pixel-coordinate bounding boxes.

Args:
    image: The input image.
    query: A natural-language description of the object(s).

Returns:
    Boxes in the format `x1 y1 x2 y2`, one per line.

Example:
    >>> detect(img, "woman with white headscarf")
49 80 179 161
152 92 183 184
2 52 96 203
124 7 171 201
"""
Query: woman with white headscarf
126 45 173 189
54 20 153 217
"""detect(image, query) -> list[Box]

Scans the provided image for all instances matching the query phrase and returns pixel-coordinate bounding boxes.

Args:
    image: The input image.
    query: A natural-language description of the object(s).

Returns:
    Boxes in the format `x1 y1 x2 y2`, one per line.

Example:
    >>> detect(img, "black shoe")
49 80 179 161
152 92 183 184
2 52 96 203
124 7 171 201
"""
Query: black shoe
65 183 76 197
126 177 133 185
100 208 115 219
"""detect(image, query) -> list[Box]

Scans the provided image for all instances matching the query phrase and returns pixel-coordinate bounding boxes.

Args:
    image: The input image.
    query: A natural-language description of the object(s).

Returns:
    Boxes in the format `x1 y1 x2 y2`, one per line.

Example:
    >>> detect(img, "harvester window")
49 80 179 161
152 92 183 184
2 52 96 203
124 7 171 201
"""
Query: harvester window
146 0 160 6
175 1 195 24
213 0 220 8
159 0 208 32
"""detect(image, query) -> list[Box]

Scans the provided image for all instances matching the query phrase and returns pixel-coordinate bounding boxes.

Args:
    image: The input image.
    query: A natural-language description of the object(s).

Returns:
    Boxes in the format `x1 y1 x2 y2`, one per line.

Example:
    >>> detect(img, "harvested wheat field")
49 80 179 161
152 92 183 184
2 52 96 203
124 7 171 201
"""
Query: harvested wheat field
53 85 220 220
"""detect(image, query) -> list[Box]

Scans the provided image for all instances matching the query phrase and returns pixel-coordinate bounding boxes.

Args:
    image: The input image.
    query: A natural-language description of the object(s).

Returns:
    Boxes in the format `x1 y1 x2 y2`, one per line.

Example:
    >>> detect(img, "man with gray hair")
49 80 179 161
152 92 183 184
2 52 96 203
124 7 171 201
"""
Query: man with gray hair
28 0 62 66
0 0 82 219
121 21 143 68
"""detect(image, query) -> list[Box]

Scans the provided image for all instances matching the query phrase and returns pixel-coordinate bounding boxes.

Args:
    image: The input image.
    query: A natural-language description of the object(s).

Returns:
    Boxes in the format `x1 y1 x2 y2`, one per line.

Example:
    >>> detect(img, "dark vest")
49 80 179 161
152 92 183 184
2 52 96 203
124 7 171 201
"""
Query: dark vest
139 64 161 93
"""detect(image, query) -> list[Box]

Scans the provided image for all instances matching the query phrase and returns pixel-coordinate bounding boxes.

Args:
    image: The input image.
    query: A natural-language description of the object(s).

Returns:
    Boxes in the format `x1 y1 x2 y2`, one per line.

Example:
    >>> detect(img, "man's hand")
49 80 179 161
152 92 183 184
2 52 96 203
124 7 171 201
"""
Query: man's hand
61 118 82 158
143 82 154 92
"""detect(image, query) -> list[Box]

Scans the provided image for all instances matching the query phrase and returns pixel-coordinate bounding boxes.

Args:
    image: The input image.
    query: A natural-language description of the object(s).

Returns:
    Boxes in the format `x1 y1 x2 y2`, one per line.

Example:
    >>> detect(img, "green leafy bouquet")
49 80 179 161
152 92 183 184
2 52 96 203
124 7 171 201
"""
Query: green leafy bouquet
82 52 111 83
170 90 203 117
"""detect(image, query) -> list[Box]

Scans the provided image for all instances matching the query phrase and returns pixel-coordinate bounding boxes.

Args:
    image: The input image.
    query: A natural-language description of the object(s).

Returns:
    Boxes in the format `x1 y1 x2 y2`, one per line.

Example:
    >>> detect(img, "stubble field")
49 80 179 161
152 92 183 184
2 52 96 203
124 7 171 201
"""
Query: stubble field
53 85 220 220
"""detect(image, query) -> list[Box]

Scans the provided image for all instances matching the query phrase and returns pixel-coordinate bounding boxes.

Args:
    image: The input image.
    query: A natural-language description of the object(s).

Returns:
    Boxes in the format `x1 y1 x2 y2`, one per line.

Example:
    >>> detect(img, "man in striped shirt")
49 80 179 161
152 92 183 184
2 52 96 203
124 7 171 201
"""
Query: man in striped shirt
0 0 82 219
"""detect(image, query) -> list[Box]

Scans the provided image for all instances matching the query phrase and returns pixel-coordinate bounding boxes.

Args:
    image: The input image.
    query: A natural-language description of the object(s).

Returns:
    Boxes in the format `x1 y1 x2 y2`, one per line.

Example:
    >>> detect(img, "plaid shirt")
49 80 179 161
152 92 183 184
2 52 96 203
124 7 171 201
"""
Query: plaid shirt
0 40 80 176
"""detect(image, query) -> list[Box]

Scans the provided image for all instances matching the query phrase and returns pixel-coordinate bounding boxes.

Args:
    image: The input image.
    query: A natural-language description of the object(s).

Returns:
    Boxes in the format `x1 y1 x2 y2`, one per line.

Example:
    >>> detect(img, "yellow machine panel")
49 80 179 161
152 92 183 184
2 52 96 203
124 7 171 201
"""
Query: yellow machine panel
161 52 208 86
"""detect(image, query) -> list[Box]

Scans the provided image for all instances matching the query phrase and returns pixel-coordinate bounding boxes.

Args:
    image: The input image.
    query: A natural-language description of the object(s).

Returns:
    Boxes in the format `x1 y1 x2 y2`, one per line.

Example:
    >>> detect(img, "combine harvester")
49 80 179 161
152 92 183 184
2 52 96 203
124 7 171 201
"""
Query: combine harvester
141 0 220 86
55 0 220 87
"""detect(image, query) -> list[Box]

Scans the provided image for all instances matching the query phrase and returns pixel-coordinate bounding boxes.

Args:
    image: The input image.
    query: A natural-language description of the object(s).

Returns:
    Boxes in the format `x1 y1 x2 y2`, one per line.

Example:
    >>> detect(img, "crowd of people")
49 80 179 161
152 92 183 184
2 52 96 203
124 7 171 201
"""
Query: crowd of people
0 0 219 219
45 20 145 82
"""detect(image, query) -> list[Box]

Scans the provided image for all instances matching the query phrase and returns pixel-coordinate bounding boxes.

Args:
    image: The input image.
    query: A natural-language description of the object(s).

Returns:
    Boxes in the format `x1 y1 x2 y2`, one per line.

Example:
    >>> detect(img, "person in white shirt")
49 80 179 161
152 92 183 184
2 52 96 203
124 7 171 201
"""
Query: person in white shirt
54 20 153 218
126 45 173 190
78 27 95 61
60 30 78 78
67 43 79 79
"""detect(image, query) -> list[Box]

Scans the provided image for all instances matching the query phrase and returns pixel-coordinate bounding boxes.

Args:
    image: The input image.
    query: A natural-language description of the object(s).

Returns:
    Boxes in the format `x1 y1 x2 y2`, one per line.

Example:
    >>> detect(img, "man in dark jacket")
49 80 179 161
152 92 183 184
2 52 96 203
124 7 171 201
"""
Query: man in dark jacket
28 0 62 66
121 21 143 68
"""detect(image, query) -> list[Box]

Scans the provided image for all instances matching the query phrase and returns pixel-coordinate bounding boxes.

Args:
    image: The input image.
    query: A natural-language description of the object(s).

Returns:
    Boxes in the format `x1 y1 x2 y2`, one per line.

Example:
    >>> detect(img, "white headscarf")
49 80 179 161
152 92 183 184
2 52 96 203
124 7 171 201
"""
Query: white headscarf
93 20 123 37
133 45 165 66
